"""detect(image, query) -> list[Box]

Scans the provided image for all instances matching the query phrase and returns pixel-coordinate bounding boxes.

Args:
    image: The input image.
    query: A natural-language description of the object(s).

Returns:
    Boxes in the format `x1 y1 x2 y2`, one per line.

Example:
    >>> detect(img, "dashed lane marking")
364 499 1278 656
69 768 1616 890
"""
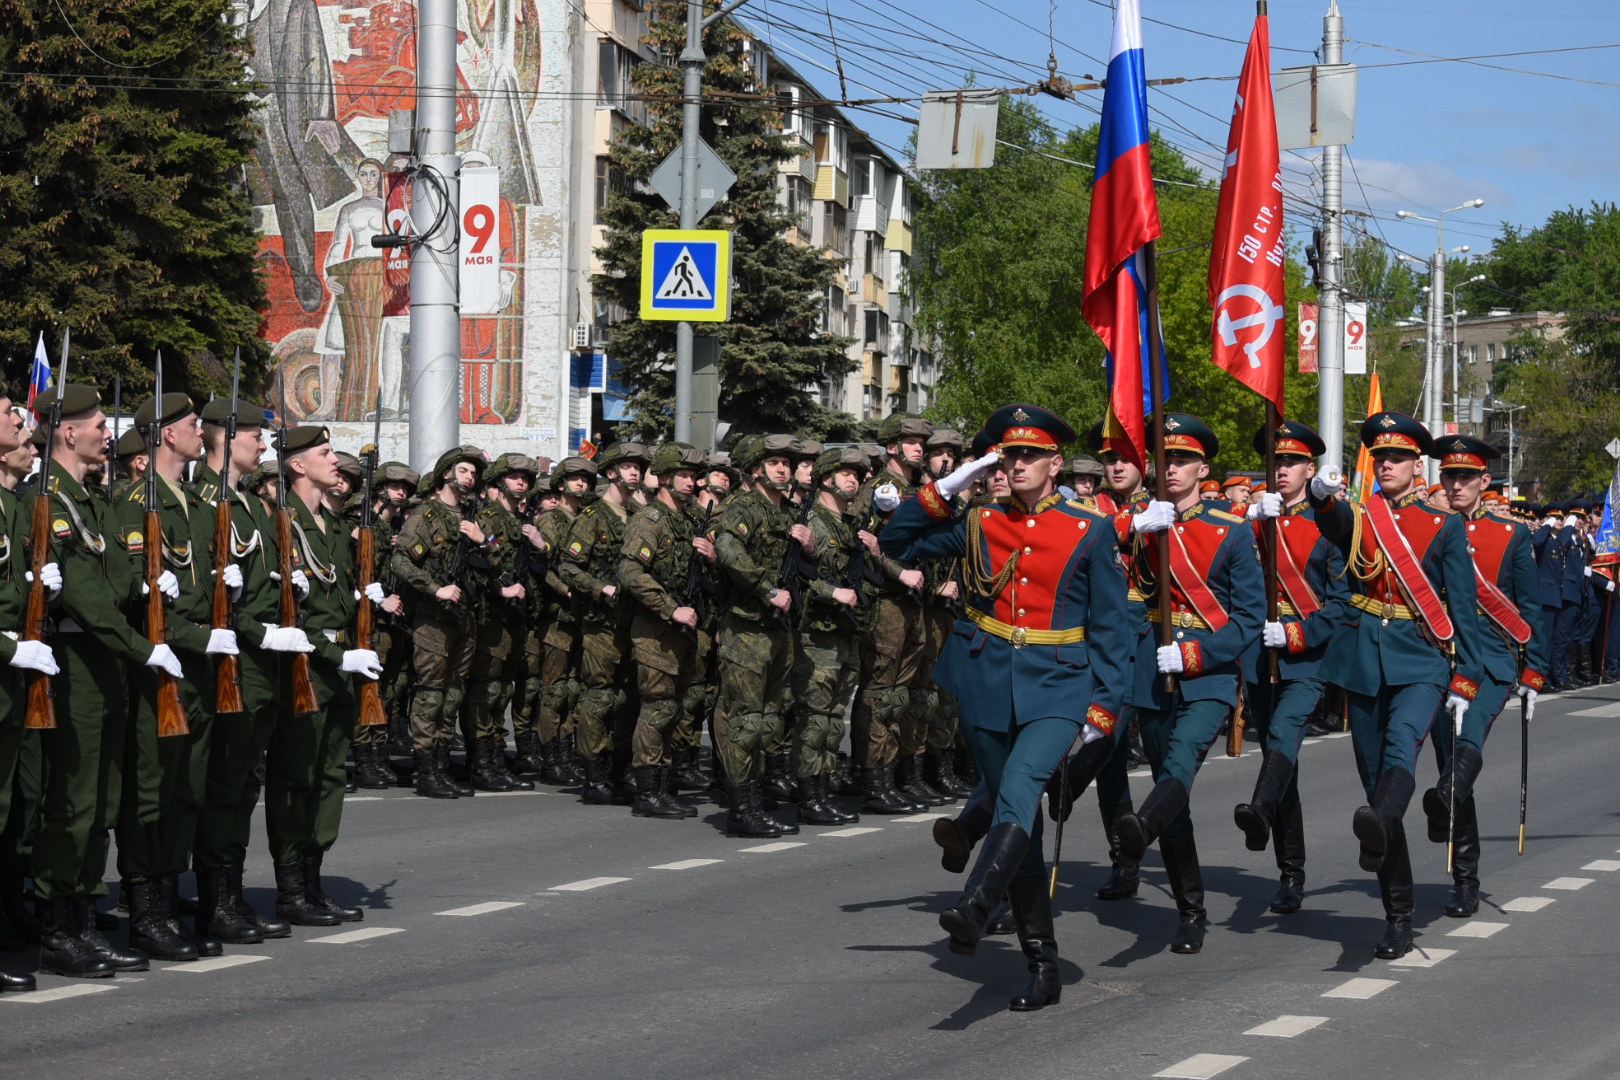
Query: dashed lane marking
650 859 723 870
473 791 545 797
1448 921 1508 938
739 842 807 853
1543 877 1594 891
1153 1053 1249 1079
1244 1015 1327 1037
436 901 525 916
551 877 631 892
819 827 884 837
1322 978 1397 999
2 984 119 1003
892 813 950 822
1390 947 1456 968
344 797 386 802
1583 859 1620 872
308 927 407 944
1320 732 1352 739
164 955 270 973
1569 701 1620 717
1502 897 1556 912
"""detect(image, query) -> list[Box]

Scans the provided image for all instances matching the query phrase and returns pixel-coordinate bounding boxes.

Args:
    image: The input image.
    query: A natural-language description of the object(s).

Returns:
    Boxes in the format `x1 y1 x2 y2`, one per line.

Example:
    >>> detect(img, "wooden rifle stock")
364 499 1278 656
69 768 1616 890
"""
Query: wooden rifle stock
212 494 245 714
1226 683 1246 757
146 507 188 737
278 506 321 716
354 526 385 726
23 489 55 730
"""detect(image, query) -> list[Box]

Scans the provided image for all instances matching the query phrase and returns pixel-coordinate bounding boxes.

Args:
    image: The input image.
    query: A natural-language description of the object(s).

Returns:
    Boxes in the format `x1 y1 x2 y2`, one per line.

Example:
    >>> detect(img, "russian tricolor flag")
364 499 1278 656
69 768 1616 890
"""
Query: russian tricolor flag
1081 0 1165 473
27 332 50 412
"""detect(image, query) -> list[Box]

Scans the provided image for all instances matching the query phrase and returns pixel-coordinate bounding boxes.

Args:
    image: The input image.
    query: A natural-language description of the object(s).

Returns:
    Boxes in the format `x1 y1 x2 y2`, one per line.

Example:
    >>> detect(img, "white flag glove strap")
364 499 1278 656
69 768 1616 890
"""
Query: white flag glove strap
935 450 1003 501
8 640 58 675
1262 621 1287 649
27 563 62 600
1080 723 1107 745
146 643 183 679
291 569 310 598
1133 500 1176 535
1446 691 1470 736
259 624 315 653
872 482 902 514
221 563 244 599
364 582 386 604
340 649 383 680
1246 492 1283 521
1517 686 1538 721
1310 472 1344 501
206 629 239 656
1156 644 1184 675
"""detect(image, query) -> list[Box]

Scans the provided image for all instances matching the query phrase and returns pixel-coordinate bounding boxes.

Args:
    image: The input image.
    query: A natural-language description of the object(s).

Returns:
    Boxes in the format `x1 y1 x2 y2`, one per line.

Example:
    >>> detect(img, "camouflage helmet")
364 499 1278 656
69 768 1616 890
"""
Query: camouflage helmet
486 452 540 487
926 428 965 452
858 442 886 472
704 450 739 486
598 441 651 473
649 441 704 476
431 444 487 486
749 434 798 471
549 455 599 491
813 445 870 482
792 436 825 461
876 413 933 445
379 461 420 493
729 434 763 472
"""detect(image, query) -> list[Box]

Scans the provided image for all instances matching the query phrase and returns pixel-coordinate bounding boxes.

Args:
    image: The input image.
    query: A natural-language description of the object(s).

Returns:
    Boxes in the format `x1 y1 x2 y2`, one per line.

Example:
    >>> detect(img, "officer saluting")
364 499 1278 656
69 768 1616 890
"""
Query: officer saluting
882 404 1131 1013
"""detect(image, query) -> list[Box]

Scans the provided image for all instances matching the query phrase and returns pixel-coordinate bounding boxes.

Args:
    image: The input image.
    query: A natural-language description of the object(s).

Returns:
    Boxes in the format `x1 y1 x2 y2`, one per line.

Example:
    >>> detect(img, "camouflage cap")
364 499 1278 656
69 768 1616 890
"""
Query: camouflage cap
877 413 933 444
431 444 487 484
598 441 652 471
926 428 965 451
813 445 870 481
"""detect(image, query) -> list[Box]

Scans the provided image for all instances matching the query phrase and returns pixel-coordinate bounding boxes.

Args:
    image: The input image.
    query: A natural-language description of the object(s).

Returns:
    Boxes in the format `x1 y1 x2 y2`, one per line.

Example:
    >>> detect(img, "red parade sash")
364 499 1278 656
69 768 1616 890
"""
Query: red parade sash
1166 524 1231 632
1473 564 1532 645
1362 495 1454 641
1271 522 1322 618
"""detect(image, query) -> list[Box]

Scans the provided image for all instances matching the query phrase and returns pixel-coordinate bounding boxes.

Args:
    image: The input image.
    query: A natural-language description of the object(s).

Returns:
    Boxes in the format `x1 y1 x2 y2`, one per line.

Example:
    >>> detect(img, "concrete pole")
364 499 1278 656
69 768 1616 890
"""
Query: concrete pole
673 0 704 445
1425 246 1446 484
408 0 462 474
1316 1 1346 475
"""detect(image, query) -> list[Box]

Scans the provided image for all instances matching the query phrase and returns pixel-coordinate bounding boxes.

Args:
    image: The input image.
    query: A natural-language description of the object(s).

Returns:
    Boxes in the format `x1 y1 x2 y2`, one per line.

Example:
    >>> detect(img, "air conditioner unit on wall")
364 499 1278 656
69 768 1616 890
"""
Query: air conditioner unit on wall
573 323 592 350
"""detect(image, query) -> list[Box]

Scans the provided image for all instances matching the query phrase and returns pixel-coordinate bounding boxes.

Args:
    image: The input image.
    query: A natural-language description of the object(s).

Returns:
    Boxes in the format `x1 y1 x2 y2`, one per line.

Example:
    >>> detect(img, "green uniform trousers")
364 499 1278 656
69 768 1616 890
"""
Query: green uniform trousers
116 667 214 884
715 613 792 784
574 622 633 759
265 690 358 866
468 618 523 742
193 650 281 870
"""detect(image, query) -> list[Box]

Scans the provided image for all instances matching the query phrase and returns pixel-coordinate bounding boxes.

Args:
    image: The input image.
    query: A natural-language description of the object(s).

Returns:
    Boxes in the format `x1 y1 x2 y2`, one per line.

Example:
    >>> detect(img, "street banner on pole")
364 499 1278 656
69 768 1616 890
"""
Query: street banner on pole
1298 303 1319 372
383 172 413 318
1344 301 1368 374
459 166 503 315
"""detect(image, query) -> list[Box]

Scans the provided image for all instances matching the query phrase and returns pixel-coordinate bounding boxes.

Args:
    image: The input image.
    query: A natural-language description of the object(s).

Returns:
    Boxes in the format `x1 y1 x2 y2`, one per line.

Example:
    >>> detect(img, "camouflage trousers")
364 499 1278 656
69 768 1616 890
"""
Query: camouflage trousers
714 613 793 785
355 620 409 749
511 616 545 738
408 611 476 753
792 627 858 779
852 595 929 768
467 618 524 742
574 620 635 759
534 621 581 744
676 628 716 754
629 612 696 769
921 603 961 754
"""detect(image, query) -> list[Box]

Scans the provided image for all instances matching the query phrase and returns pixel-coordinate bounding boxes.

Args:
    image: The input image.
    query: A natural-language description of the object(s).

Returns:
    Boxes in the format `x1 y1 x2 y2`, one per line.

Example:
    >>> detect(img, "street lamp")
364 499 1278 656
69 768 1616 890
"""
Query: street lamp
1451 273 1487 433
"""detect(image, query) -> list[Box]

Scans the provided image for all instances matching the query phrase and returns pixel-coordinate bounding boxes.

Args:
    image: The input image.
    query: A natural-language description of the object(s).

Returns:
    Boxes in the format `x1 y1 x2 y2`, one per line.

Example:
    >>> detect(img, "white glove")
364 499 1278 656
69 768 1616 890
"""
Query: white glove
146 643 183 679
205 629 239 655
26 562 62 600
1607 579 1615 594
291 569 310 598
259 624 315 653
1156 644 1184 674
1566 515 1582 530
340 648 383 680
142 570 180 601
1517 686 1538 721
1263 621 1287 648
935 450 1003 501
8 640 58 675
364 582 386 604
872 482 902 514
1446 691 1470 736
220 563 244 600
1080 723 1107 745
1585 565 1593 577
1246 492 1283 521
1133 500 1176 535
1310 471 1344 501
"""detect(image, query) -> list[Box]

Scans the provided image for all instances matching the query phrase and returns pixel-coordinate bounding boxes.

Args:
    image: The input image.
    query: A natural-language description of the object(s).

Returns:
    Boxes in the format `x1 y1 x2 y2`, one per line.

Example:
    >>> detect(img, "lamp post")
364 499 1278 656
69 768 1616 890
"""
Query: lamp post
1451 273 1487 433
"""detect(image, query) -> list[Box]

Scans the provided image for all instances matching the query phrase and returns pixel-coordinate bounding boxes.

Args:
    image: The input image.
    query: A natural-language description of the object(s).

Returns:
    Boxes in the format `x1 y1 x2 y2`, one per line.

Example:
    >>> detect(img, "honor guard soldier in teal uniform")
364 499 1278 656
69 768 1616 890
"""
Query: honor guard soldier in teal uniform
1428 435 1547 917
1114 413 1265 955
1233 420 1349 915
882 404 1131 1013
1309 411 1486 959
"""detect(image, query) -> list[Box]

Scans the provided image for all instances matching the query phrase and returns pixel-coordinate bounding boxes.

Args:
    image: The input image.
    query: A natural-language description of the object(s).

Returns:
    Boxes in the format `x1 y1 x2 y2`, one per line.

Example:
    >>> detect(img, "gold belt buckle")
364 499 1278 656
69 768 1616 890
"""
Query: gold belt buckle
1178 611 1194 629
1010 626 1028 648
1381 602 1396 622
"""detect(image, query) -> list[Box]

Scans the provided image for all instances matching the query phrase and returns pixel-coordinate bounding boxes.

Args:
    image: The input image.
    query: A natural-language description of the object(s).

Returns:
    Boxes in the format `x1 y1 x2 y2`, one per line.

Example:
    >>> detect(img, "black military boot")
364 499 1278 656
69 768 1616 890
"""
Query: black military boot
927 752 974 799
1444 797 1482 918
580 756 616 805
1353 767 1415 873
413 749 458 799
934 787 992 873
512 732 546 776
1046 732 1113 822
1 876 41 945
762 753 796 803
0 902 24 952
559 734 588 784
489 739 534 790
1006 873 1061 1011
304 853 363 922
228 865 291 939
669 747 704 793
832 755 864 797
1574 642 1594 687
37 896 115 979
1096 801 1141 900
862 765 918 815
126 880 198 962
361 744 395 789
1374 824 1415 959
939 822 1030 956
159 874 222 957
75 897 148 971
1269 800 1307 915
273 862 342 927
1234 749 1296 852
757 779 799 834
470 739 515 792
538 739 566 785
610 761 638 807
1116 778 1189 869
898 754 950 806
797 774 850 826
195 866 263 945
438 743 474 797
1423 745 1484 844
724 782 785 839
1160 833 1208 955
632 766 686 819
663 766 698 817
985 901 1018 935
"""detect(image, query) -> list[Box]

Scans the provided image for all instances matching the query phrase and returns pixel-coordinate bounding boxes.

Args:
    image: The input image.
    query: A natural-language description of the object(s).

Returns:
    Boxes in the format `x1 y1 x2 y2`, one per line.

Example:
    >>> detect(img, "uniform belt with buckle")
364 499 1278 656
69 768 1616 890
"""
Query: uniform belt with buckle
966 609 1086 648
1145 607 1212 631
1350 593 1414 623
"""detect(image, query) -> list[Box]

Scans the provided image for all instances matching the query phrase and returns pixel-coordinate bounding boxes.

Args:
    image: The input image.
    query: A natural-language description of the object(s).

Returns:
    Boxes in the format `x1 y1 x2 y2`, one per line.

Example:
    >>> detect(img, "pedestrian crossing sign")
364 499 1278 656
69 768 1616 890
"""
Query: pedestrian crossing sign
640 229 731 322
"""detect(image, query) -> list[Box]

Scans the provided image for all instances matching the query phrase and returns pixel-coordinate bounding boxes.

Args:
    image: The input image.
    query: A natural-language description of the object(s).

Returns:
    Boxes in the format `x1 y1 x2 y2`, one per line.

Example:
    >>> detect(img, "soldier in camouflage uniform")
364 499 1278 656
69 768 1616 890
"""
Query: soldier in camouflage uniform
344 466 407 791
670 455 732 792
531 457 595 784
506 464 556 777
559 442 649 804
712 434 800 838
465 454 544 792
849 414 936 814
919 429 973 798
372 462 418 763
619 443 713 819
389 446 491 800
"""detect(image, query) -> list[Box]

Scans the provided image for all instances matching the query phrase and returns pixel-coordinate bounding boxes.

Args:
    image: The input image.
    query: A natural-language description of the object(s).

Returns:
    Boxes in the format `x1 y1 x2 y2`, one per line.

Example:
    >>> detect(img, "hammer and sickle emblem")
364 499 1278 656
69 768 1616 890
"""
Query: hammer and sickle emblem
1215 284 1286 369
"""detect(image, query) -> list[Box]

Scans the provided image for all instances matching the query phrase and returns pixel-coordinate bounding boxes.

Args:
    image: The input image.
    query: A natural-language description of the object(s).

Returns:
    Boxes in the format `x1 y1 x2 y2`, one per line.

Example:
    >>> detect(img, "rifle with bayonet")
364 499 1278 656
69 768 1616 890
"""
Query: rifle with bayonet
144 351 188 737
354 389 386 727
211 349 245 714
675 501 715 641
22 330 68 730
107 373 120 503
275 380 320 716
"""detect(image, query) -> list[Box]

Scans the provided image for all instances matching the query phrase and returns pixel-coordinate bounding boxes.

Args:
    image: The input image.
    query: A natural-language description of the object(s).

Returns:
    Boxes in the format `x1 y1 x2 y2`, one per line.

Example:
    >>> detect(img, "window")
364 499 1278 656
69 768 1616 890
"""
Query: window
1486 342 1496 363
822 201 848 257
851 159 869 200
779 85 809 140
597 41 647 125
813 121 848 170
784 176 813 232
594 157 627 224
822 286 848 336
864 309 889 349
1468 344 1478 365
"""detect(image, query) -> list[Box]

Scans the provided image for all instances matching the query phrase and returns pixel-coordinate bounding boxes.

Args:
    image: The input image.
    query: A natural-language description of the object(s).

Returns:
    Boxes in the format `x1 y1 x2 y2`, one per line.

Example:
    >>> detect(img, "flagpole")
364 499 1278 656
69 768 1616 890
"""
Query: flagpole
1265 399 1280 683
1142 239 1175 694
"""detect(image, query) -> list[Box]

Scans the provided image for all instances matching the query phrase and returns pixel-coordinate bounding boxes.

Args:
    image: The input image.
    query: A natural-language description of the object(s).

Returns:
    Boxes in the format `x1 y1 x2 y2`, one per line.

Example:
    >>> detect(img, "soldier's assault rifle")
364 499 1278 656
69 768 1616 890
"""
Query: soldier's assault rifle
677 502 716 642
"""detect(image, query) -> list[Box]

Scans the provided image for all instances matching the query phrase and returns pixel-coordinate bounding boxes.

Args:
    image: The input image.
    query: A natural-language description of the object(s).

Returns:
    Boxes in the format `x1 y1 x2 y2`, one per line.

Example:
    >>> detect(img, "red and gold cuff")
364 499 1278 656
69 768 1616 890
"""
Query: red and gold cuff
1449 673 1479 700
1284 621 1308 655
917 481 953 522
1179 640 1204 678
1519 667 1546 693
1085 704 1118 737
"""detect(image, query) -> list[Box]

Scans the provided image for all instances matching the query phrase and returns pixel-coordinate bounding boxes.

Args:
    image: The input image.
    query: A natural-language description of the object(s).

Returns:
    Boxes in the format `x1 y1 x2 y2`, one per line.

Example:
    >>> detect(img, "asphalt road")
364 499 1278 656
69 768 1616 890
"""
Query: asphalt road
5 683 1620 1080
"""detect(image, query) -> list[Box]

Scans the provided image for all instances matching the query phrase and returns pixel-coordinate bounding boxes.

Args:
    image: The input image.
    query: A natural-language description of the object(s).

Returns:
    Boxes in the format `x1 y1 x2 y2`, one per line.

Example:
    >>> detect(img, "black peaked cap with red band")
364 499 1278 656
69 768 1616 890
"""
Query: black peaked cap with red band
1430 433 1498 473
1150 412 1219 460
984 404 1076 452
1252 418 1325 460
1360 410 1434 456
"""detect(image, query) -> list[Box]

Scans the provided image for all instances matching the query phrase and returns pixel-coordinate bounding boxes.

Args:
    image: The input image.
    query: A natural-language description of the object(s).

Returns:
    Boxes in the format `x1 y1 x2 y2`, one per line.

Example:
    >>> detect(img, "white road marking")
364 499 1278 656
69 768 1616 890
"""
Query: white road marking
819 827 883 837
474 791 545 797
1153 1053 1249 1079
1502 896 1555 912
1390 947 1456 968
2 984 119 1003
1448 921 1508 938
551 877 631 892
436 901 524 916
1570 701 1620 717
1245 1015 1327 1037
308 927 407 944
1543 877 1594 891
1322 977 1397 999
344 796 385 802
650 859 723 870
738 842 806 853
1321 732 1351 739
1127 769 1153 779
891 813 950 822
1583 859 1620 872
165 954 270 973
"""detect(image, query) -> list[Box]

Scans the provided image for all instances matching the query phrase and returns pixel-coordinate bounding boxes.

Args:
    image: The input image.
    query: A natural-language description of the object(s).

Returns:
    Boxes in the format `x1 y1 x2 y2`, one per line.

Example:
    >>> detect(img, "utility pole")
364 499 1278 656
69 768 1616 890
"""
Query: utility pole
1426 248 1445 480
408 0 462 474
1316 1 1346 475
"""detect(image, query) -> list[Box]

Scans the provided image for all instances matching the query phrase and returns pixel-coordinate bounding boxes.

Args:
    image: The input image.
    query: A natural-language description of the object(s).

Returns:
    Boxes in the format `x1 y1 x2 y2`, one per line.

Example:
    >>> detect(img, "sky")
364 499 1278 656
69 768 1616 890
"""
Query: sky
740 0 1620 256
